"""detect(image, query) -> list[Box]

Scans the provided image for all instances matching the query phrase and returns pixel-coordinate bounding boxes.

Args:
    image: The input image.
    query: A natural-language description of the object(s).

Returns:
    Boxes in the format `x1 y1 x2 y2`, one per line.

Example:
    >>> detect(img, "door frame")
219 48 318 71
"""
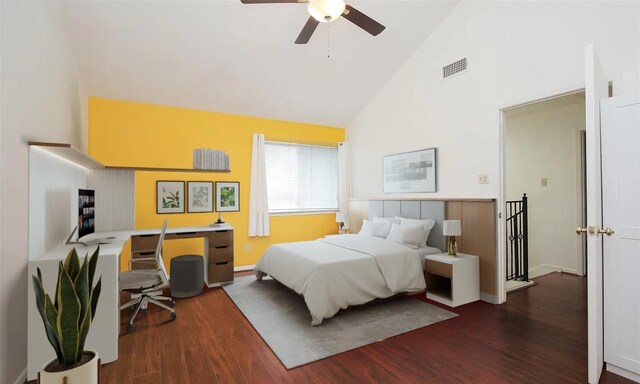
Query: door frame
496 84 584 303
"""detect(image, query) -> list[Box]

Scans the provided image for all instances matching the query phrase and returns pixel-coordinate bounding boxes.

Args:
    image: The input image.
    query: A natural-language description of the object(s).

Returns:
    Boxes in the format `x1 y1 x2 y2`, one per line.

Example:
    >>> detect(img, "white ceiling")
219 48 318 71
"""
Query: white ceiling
61 0 459 127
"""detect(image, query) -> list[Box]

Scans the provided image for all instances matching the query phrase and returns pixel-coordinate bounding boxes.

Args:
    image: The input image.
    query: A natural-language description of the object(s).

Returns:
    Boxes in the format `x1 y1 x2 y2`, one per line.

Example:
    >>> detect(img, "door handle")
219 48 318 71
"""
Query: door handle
576 226 614 236
598 227 615 237
576 226 596 235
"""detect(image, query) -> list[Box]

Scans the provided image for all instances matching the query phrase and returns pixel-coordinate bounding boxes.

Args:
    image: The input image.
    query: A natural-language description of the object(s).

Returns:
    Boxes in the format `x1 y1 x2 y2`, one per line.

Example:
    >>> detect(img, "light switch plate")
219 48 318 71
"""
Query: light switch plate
541 178 548 187
245 243 251 252
478 174 489 184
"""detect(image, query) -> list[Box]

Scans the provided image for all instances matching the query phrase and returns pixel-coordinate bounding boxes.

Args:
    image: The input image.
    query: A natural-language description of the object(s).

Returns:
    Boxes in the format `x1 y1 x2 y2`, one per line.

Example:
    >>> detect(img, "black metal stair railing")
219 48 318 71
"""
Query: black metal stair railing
506 193 529 282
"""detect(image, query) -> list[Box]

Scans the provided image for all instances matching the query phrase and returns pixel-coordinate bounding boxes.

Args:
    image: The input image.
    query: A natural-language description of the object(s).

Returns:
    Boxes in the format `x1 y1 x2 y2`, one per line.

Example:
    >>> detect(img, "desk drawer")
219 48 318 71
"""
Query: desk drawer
131 235 159 251
209 246 233 263
210 230 233 247
425 260 452 278
209 262 234 283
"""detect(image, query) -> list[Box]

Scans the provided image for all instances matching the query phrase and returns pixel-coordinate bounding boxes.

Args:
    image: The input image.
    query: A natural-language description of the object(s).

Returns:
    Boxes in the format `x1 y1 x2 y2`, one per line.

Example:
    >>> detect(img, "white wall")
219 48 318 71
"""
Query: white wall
505 94 585 275
27 157 136 265
28 148 88 261
0 2 86 383
347 2 640 200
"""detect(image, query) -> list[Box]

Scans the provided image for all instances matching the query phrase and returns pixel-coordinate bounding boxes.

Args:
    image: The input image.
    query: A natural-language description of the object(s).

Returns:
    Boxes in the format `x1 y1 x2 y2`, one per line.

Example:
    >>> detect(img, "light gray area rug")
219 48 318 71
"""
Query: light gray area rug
223 276 457 369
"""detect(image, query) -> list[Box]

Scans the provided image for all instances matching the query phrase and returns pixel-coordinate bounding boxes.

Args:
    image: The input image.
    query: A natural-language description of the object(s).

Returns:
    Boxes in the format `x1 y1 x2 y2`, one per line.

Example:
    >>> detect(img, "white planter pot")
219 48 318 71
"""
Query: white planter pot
38 350 100 384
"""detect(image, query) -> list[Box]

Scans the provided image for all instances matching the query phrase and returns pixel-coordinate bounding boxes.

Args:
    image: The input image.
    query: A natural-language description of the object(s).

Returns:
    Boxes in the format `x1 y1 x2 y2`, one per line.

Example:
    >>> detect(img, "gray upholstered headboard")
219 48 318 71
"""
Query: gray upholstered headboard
367 200 445 251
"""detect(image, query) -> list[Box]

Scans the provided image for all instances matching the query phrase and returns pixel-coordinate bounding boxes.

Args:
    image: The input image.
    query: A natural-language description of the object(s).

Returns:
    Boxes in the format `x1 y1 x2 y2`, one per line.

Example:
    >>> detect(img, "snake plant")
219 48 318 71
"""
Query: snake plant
32 247 102 367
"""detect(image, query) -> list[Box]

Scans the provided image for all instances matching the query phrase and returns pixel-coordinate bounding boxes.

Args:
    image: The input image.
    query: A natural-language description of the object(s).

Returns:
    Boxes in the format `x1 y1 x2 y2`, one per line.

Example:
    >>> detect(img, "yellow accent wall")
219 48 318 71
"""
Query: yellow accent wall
88 97 345 272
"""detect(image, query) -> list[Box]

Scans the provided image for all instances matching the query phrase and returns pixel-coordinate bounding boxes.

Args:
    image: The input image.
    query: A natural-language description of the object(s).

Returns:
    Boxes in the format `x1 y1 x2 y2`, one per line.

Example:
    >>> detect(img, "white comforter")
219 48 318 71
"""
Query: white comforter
254 234 426 325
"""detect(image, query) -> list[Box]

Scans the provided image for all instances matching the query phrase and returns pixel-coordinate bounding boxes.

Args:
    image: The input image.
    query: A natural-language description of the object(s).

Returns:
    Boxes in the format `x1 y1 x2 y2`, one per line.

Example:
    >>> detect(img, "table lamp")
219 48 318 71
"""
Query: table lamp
336 212 347 234
443 220 461 256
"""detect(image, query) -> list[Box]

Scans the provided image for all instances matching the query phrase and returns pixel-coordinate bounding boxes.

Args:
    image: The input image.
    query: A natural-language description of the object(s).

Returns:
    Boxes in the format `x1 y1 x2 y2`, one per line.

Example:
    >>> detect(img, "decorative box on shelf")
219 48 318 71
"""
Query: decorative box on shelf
424 253 479 307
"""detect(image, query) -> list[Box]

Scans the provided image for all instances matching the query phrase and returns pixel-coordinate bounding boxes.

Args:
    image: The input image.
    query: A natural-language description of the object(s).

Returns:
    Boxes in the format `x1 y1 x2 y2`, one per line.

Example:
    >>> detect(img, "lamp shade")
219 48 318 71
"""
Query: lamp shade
336 212 347 223
443 220 461 236
308 0 346 23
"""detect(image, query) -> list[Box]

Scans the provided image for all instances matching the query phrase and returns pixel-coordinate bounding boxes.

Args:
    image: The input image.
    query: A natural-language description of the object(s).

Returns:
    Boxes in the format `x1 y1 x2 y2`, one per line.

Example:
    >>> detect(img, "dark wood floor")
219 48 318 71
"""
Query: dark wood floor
66 272 635 383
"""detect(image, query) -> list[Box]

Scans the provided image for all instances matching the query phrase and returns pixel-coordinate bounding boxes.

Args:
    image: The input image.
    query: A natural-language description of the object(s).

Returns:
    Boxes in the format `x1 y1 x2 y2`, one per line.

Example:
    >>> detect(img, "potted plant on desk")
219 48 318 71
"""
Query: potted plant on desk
32 247 102 384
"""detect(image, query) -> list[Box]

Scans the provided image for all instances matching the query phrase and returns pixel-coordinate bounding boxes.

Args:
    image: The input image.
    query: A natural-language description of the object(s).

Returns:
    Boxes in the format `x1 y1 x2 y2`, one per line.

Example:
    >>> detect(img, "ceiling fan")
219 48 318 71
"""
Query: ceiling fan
240 0 386 44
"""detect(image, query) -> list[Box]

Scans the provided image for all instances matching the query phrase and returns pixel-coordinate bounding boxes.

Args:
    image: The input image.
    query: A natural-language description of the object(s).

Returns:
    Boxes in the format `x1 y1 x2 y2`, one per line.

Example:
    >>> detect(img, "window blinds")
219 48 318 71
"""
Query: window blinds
265 142 338 212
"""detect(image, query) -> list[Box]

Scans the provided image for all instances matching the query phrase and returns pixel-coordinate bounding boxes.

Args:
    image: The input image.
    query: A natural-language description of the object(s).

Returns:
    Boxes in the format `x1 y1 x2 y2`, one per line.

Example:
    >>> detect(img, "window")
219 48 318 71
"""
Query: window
265 142 338 213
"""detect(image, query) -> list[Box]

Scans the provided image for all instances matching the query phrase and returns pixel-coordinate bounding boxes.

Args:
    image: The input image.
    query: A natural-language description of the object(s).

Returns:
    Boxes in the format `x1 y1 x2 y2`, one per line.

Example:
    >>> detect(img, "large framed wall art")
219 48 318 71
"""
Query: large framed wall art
383 148 437 193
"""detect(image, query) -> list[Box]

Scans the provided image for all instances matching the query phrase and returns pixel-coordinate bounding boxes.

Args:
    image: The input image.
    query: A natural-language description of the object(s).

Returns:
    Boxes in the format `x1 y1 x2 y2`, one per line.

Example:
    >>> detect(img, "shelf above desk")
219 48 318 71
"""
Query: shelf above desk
107 166 230 173
29 142 231 173
30 141 104 169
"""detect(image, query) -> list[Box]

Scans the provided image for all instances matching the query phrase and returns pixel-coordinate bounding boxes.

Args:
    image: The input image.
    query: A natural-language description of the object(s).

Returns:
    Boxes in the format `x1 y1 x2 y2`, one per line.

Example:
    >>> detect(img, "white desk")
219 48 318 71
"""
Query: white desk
27 224 233 381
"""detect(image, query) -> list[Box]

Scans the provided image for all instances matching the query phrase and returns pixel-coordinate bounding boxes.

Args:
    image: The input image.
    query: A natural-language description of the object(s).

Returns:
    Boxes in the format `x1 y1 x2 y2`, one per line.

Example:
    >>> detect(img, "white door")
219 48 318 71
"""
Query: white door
583 44 608 384
601 94 640 382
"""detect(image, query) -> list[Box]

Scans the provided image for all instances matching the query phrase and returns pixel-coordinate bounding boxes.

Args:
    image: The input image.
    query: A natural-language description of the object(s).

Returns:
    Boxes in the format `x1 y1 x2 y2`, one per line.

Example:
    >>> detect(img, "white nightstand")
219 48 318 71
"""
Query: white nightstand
424 253 480 307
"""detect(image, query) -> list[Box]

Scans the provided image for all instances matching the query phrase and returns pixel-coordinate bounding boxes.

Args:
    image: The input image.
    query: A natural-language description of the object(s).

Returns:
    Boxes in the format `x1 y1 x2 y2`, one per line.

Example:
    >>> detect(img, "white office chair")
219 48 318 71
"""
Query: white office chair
119 219 176 333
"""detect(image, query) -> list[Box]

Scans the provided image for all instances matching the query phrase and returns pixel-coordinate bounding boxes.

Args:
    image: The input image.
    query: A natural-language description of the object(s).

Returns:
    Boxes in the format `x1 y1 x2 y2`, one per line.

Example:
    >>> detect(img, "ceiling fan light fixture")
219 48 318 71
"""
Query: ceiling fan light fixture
307 0 346 23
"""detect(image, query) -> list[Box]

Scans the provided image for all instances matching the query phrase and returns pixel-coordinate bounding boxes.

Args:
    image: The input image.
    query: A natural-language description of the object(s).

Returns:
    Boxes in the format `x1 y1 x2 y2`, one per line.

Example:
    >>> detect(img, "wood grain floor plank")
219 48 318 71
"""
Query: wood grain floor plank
355 342 455 384
127 308 162 378
200 334 247 384
179 325 219 384
100 353 134 384
131 371 161 384
158 312 192 384
212 311 257 353
75 273 637 384
237 341 309 384
231 347 277 384
335 348 417 383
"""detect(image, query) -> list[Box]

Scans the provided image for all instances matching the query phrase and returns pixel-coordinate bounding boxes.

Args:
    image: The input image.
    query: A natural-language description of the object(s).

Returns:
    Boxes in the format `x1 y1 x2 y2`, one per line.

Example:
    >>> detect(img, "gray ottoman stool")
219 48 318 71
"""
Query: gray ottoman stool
170 254 204 298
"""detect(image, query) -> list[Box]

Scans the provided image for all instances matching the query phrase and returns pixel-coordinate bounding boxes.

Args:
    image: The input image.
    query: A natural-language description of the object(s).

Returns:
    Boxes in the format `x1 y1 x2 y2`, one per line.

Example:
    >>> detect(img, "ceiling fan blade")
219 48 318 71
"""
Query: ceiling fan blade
342 5 385 36
240 0 304 3
295 17 319 44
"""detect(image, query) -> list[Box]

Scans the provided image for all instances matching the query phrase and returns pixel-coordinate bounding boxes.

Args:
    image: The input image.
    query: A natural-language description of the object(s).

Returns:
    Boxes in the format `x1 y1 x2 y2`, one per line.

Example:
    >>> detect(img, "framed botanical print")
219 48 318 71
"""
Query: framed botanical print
157 181 185 214
187 181 213 213
215 181 240 212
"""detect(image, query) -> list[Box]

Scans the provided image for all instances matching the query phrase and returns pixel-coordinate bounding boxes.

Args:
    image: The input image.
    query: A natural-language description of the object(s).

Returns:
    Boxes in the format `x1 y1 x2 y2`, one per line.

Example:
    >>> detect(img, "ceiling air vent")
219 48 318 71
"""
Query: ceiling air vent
443 58 468 79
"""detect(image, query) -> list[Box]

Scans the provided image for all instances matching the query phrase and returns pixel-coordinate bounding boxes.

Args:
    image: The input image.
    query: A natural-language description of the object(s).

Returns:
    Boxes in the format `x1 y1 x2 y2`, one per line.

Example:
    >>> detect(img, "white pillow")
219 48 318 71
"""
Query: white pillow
386 223 426 249
359 220 392 238
398 217 436 247
373 216 401 225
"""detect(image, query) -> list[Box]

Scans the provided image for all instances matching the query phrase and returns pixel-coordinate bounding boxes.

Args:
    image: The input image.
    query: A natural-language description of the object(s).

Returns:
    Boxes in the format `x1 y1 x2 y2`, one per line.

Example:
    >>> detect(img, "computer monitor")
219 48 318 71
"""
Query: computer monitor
78 189 95 239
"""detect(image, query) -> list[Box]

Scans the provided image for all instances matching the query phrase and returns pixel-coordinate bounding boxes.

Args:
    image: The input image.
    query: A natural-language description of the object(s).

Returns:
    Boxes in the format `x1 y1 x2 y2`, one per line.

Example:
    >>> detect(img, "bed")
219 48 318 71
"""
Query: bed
255 234 440 325
255 205 444 325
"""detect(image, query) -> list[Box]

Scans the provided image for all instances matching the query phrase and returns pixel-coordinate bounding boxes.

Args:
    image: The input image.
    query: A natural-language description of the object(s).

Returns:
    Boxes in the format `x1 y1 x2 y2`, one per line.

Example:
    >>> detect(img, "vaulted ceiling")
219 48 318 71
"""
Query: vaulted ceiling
61 1 459 127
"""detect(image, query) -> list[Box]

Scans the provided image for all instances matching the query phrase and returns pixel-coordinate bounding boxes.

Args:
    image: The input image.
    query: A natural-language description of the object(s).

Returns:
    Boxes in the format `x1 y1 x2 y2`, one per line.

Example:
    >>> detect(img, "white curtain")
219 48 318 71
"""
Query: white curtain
337 141 352 230
249 133 270 237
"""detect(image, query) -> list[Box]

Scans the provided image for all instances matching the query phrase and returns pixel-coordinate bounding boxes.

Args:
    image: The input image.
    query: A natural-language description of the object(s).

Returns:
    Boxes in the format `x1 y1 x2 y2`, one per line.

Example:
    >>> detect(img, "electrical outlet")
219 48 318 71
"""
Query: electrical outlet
477 174 489 184
541 178 548 187
245 243 251 252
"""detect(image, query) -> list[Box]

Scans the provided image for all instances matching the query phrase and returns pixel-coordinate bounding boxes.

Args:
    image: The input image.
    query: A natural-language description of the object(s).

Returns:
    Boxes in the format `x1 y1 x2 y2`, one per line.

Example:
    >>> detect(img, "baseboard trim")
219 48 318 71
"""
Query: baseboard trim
528 264 561 278
528 264 579 279
12 367 26 384
607 363 640 383
506 280 537 293
480 292 499 304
